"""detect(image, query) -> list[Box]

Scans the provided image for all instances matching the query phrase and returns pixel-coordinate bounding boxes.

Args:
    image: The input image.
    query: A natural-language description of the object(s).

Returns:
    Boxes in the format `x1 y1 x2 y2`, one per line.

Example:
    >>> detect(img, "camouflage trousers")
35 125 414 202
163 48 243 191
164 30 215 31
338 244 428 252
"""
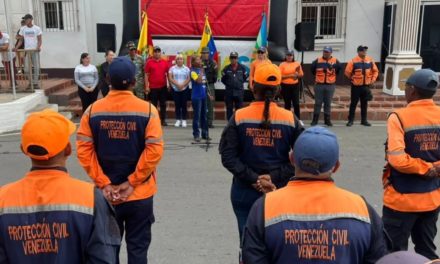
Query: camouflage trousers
133 85 146 100
206 83 215 126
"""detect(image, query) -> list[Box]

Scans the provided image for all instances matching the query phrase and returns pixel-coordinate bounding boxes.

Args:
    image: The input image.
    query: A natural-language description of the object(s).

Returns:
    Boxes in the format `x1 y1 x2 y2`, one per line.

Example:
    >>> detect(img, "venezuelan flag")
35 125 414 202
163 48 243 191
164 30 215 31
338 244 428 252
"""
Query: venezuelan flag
137 11 154 57
198 15 218 62
251 12 268 61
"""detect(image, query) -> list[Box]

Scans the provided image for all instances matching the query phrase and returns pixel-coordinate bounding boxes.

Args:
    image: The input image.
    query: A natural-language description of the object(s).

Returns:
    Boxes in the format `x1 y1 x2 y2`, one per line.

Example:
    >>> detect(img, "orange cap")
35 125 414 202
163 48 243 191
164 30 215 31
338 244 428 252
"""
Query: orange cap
254 63 282 86
21 109 76 160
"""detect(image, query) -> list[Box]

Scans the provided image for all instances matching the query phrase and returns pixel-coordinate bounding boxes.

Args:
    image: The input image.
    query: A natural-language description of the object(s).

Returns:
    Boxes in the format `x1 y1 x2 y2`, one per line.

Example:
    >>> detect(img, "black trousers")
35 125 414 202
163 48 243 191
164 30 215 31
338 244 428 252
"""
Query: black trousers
148 86 168 121
348 85 369 122
383 206 439 260
78 86 99 113
281 83 300 119
115 197 155 264
101 83 110 97
225 95 243 121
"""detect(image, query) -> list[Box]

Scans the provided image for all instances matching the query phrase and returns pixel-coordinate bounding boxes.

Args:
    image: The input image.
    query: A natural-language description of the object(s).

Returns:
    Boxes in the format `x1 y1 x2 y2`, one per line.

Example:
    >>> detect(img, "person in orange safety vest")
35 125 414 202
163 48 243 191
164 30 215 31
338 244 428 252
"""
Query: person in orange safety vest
242 126 388 264
76 56 164 264
279 50 304 119
249 47 271 91
0 109 120 264
345 45 378 127
383 69 440 260
310 46 341 126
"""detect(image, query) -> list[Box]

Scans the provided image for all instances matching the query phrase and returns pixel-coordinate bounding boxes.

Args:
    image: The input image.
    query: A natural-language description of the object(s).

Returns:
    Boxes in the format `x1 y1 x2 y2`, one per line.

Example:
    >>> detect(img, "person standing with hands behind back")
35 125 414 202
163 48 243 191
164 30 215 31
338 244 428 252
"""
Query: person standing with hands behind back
345 45 378 127
99 49 115 97
75 53 99 113
220 63 304 263
221 52 248 121
279 50 303 119
382 69 440 260
77 56 164 264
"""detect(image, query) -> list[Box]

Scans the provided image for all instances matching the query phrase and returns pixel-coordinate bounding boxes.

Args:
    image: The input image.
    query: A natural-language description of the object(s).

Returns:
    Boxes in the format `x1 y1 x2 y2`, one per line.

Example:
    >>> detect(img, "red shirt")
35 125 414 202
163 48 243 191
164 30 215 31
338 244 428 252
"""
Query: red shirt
145 58 170 89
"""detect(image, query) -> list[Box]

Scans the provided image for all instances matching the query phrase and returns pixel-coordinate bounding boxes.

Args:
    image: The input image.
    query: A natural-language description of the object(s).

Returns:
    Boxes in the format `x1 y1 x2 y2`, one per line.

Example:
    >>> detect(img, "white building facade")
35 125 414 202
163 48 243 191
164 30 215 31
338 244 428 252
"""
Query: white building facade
0 0 438 78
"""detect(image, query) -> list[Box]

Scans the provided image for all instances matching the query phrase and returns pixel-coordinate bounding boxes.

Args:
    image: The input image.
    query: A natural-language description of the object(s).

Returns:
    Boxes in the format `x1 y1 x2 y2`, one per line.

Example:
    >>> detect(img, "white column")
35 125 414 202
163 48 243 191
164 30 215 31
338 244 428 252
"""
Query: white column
383 0 423 95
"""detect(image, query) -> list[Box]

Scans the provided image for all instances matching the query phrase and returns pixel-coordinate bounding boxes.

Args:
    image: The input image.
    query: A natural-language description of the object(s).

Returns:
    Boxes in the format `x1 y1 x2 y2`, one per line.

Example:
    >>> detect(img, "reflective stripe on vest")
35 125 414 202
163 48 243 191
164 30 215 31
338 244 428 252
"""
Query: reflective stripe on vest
389 111 440 194
264 181 371 264
315 57 337 84
90 111 150 185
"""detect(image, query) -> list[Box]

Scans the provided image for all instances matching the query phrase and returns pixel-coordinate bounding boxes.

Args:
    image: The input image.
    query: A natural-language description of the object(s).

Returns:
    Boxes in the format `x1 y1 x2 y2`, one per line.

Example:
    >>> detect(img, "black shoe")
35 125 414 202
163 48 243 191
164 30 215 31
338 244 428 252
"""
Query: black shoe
161 121 168 126
310 114 319 126
208 124 214 129
202 136 212 141
361 121 372 127
324 114 333 127
346 121 353 127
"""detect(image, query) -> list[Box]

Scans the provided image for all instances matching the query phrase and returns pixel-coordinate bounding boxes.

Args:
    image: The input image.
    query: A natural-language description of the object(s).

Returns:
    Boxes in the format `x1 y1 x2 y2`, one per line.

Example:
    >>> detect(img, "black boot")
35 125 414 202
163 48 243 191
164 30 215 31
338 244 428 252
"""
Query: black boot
324 114 333 127
310 114 319 126
361 120 372 126
346 119 354 127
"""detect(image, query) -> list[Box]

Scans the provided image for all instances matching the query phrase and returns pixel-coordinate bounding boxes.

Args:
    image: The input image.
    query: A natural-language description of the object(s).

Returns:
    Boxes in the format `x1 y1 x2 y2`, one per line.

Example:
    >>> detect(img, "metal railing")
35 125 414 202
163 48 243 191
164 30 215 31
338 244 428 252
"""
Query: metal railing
0 50 42 94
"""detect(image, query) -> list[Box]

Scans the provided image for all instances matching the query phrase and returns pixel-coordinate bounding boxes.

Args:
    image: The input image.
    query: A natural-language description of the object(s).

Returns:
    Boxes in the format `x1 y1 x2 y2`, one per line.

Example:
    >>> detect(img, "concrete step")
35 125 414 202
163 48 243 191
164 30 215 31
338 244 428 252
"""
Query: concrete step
48 85 78 106
41 79 75 96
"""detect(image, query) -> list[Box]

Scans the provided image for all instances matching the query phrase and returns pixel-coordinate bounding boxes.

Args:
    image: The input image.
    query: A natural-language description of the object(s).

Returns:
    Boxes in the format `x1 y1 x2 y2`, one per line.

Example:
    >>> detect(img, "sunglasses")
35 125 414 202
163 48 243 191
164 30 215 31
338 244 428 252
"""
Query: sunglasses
257 51 265 54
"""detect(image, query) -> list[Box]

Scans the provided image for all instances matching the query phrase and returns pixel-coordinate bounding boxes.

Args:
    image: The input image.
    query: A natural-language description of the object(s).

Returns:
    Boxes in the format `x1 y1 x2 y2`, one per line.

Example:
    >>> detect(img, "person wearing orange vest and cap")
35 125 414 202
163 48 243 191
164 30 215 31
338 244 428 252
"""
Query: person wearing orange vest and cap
345 45 379 127
310 46 341 126
249 47 271 91
383 69 440 260
77 56 164 264
0 109 120 263
279 50 304 119
219 63 304 263
242 126 388 264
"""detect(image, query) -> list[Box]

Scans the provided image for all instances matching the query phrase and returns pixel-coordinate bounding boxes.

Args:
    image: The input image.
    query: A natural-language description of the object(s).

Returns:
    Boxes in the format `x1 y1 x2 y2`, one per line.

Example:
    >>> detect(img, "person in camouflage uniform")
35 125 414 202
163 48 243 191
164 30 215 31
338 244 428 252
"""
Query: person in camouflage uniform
201 47 218 128
126 41 146 100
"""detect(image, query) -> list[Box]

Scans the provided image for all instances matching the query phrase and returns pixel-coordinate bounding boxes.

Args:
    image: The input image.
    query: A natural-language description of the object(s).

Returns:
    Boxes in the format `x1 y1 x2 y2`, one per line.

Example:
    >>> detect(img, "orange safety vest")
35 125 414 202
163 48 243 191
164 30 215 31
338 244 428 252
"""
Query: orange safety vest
315 57 338 84
0 169 95 262
264 180 372 263
250 59 271 88
77 90 164 203
279 61 303 85
344 56 378 86
384 100 440 212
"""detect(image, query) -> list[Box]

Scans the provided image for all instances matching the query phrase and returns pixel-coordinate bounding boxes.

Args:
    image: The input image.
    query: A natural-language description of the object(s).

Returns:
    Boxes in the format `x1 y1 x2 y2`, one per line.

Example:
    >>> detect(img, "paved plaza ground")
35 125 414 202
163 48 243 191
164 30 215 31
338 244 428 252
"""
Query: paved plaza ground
0 120 439 263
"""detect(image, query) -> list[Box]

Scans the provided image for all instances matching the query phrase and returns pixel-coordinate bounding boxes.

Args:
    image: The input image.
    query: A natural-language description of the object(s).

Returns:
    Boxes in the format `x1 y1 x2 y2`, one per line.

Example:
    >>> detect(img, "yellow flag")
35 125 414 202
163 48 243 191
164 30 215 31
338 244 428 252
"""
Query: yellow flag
137 11 154 57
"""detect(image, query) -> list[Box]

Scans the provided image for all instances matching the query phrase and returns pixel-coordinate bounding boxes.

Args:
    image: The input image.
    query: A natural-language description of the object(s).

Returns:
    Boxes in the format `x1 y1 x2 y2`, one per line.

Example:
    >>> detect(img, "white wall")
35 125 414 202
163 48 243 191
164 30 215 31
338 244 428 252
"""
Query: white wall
40 0 123 69
0 0 30 34
286 0 385 63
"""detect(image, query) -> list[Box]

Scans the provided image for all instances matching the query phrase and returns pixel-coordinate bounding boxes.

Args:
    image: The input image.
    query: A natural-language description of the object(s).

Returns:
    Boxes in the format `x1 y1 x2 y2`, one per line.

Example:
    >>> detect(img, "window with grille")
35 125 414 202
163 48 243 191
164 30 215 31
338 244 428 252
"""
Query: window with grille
34 0 79 32
301 0 343 39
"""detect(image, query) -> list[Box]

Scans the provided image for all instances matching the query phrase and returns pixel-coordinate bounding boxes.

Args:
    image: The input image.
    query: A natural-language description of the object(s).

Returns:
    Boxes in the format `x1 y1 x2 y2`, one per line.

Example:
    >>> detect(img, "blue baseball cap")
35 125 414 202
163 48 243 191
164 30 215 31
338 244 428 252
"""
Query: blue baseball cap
293 126 339 175
405 69 439 92
375 251 430 264
108 56 136 88
323 46 333 53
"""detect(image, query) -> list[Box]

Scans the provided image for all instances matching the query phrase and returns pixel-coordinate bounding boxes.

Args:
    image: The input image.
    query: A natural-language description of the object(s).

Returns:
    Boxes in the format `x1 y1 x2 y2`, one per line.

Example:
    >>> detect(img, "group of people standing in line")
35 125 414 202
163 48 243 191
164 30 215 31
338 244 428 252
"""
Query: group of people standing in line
74 44 219 142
